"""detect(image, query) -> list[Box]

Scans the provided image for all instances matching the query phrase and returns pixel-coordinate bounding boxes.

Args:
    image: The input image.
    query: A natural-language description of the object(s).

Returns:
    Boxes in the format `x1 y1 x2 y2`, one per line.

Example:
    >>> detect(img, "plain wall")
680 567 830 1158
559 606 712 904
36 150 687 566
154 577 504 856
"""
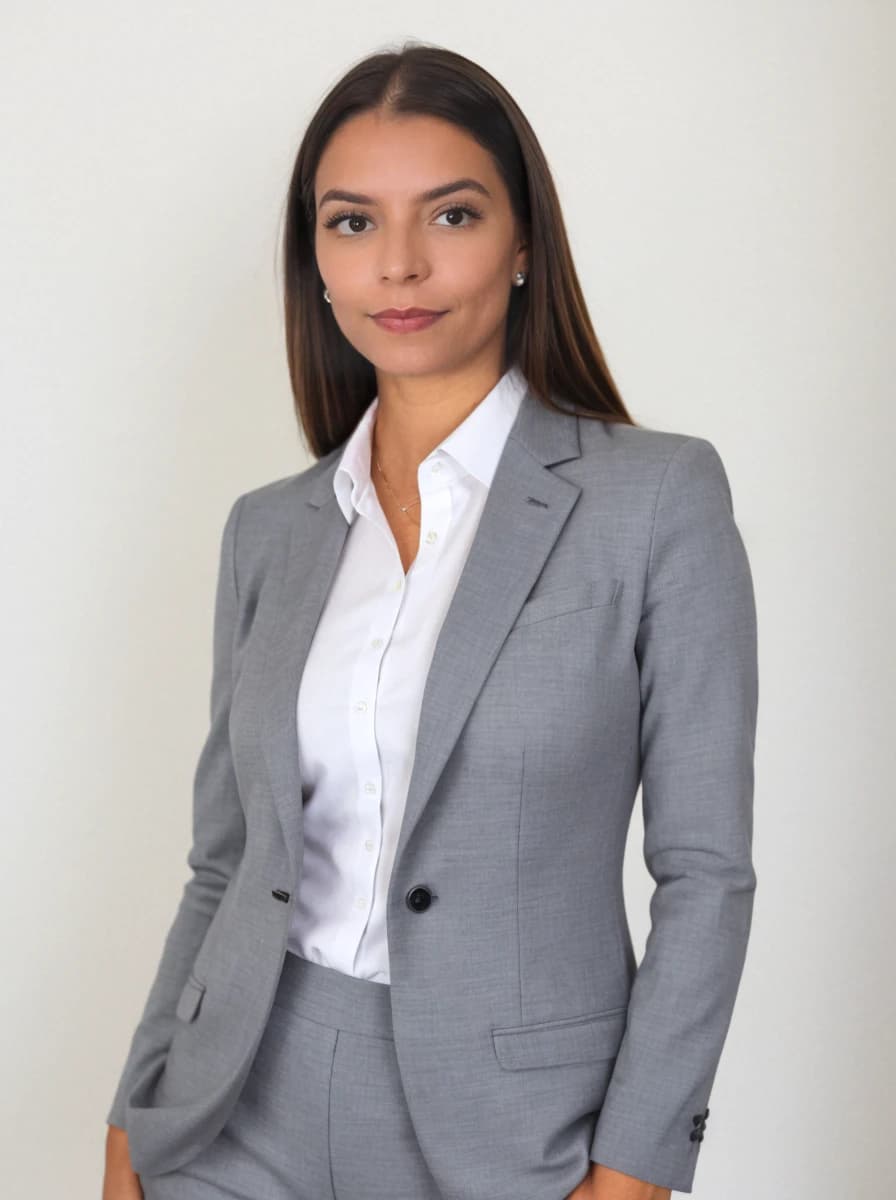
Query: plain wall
1 2 892 1196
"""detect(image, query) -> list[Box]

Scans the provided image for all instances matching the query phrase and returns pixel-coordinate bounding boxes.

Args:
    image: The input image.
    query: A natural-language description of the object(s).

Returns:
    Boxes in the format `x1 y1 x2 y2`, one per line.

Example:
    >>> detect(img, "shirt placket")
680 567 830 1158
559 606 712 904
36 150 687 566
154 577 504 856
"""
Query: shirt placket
346 451 456 961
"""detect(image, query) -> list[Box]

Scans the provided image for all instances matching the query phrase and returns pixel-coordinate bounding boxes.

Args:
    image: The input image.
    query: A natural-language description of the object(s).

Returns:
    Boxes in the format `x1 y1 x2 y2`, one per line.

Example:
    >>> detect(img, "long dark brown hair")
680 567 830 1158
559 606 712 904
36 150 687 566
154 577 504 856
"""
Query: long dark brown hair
281 40 637 459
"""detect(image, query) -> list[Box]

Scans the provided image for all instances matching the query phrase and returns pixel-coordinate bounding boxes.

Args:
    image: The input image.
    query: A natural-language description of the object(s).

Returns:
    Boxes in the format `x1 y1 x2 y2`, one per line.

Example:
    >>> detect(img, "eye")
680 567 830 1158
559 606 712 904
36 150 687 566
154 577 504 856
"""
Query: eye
433 204 483 228
322 210 372 235
322 204 483 237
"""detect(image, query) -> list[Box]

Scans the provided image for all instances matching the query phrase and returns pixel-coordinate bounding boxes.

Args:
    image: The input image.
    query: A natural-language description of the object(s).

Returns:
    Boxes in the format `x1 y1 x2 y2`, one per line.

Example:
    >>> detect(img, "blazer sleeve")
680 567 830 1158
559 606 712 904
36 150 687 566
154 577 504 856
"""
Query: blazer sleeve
106 493 248 1129
588 437 759 1193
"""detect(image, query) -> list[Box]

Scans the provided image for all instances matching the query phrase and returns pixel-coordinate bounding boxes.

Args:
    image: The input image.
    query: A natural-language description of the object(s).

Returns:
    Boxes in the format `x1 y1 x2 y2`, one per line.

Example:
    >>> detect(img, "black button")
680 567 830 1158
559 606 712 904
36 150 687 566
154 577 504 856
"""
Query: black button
272 888 291 902
405 885 434 912
692 1115 704 1126
704 1106 710 1119
690 1130 704 1142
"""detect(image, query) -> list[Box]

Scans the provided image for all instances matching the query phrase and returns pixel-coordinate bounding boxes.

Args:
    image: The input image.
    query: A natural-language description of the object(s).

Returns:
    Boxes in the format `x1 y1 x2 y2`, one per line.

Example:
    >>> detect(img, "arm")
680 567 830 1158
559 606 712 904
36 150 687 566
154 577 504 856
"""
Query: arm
106 493 248 1128
588 437 759 1193
570 1161 671 1199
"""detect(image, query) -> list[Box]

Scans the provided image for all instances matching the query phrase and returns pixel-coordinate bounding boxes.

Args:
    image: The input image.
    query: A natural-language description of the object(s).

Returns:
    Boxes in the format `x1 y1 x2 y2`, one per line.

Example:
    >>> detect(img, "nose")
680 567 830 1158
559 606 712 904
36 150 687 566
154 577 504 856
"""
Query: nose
377 230 429 285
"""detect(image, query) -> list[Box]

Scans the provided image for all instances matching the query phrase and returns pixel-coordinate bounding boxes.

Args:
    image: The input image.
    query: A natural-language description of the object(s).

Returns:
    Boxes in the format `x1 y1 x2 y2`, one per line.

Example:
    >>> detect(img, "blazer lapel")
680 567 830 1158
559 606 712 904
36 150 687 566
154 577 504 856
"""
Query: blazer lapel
259 384 584 884
257 467 350 882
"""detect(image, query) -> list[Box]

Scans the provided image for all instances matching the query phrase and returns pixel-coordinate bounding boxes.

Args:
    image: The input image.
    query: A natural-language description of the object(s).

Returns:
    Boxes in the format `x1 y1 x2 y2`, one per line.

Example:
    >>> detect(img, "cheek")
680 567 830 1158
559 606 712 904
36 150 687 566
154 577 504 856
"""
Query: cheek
316 248 358 297
448 246 510 297
438 260 511 326
448 283 513 341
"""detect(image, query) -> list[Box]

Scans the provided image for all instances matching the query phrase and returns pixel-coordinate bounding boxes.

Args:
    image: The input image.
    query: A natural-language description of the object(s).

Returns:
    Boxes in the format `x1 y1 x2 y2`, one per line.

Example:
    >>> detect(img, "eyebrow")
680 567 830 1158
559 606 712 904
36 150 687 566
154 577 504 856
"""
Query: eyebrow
317 177 492 211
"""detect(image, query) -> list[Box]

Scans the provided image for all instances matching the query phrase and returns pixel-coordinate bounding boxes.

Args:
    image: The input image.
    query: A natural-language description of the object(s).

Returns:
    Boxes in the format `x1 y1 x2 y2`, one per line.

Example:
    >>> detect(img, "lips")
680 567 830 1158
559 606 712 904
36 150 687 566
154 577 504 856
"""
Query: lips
372 308 444 319
371 309 447 333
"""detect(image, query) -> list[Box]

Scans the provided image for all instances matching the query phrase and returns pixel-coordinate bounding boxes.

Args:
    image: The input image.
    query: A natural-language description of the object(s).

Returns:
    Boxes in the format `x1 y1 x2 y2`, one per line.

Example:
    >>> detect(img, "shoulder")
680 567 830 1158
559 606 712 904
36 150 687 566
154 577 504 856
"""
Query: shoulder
222 443 343 576
578 415 723 475
575 416 734 515
578 422 748 594
236 443 341 525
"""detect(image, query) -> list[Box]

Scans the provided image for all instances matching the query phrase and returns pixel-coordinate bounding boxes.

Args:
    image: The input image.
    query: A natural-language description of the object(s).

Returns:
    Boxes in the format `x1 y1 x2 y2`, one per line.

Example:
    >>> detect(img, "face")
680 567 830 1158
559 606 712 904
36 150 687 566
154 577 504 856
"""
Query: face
313 109 528 385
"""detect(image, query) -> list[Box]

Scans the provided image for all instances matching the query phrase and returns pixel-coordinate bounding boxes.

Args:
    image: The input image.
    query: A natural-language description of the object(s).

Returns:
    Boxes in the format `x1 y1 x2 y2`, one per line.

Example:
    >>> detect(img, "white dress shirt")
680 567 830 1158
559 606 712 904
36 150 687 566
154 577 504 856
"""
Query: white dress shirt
286 364 528 983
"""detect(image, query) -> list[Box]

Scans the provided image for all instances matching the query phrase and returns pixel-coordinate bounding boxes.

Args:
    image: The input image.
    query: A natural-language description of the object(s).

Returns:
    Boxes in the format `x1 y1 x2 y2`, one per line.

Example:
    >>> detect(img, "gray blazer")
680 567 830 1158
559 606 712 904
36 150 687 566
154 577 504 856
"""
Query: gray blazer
107 383 758 1196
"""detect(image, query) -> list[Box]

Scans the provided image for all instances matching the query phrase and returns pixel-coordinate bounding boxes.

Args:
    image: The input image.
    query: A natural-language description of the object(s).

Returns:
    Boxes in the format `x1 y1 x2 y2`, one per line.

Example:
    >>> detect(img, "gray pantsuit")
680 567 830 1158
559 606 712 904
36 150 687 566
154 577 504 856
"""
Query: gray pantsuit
108 385 759 1197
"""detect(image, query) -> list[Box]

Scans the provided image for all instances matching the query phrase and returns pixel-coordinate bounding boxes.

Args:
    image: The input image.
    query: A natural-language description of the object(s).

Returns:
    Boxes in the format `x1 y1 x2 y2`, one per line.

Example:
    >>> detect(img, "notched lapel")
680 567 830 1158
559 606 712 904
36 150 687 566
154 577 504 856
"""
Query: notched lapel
391 399 583 876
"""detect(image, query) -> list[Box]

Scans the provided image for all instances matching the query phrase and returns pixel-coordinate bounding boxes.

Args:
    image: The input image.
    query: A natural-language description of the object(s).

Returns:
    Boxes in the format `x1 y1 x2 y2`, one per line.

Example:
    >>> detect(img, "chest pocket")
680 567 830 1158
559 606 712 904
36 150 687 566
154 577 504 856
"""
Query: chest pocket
510 577 621 631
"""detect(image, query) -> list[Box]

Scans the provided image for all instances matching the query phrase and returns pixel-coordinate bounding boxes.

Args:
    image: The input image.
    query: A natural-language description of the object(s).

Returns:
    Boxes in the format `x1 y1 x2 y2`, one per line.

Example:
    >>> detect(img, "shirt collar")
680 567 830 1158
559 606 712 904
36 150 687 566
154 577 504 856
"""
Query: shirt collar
333 363 529 526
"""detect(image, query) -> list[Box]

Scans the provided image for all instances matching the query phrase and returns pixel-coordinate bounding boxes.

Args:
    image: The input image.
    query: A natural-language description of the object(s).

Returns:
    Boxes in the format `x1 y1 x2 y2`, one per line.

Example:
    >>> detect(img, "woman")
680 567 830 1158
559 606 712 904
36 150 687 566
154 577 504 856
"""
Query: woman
103 42 758 1200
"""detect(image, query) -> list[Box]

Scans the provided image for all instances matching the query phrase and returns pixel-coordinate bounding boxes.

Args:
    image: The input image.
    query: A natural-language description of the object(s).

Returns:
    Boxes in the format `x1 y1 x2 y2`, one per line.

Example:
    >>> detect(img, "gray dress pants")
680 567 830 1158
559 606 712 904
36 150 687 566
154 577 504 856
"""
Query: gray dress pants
138 950 444 1200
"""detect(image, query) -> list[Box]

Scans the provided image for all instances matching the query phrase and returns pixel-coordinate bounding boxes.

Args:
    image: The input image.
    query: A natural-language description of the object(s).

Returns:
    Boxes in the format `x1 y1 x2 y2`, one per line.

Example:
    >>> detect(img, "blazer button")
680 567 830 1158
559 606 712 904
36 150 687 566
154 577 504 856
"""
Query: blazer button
405 885 434 912
690 1130 704 1142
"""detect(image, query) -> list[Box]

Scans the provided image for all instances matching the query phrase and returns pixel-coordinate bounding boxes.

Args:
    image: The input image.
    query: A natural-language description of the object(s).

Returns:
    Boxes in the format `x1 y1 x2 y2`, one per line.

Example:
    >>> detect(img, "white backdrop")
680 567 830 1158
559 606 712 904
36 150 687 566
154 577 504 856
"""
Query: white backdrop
1 3 892 1197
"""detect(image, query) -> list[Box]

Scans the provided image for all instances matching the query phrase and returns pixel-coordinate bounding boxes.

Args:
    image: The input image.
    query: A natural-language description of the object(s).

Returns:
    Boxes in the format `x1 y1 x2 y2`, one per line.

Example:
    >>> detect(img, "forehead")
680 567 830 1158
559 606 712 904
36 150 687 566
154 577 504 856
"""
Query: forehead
315 111 497 200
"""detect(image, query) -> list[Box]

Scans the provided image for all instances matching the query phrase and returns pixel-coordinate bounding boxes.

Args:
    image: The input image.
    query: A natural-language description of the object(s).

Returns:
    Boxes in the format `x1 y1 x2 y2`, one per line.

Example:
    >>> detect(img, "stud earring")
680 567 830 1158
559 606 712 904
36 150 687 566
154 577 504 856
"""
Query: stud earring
323 287 331 304
513 272 527 286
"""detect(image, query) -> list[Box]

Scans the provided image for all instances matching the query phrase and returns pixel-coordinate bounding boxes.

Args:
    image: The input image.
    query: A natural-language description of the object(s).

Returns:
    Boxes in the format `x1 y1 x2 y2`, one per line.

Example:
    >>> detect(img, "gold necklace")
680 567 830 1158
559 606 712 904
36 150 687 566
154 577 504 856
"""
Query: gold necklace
372 423 421 527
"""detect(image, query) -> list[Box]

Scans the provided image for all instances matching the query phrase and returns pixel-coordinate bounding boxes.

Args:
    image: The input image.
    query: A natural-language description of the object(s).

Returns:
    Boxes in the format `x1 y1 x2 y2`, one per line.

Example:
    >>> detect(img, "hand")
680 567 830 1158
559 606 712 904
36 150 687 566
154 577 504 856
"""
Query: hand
566 1161 672 1199
102 1125 144 1199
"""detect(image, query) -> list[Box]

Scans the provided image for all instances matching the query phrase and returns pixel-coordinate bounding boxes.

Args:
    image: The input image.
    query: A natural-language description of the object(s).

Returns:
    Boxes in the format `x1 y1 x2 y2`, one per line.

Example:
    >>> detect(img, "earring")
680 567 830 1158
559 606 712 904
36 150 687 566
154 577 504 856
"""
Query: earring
513 272 527 287
323 287 331 304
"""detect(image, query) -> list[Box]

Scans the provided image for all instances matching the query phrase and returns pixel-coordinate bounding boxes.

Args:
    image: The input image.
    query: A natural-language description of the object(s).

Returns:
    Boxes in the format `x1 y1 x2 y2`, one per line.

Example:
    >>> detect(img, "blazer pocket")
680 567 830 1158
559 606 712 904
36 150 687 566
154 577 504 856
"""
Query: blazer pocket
491 1004 628 1070
511 577 621 631
174 972 206 1023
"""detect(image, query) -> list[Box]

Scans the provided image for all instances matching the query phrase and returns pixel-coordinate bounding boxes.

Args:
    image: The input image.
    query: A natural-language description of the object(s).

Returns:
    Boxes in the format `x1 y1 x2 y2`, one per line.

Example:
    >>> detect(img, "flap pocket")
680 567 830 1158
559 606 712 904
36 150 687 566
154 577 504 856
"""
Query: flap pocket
175 972 206 1023
491 1005 628 1070
511 578 621 631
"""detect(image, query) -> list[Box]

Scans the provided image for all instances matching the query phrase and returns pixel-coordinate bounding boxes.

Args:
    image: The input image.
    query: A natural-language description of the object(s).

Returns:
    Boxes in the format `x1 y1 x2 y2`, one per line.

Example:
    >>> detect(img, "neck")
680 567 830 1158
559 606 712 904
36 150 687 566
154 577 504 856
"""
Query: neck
371 359 506 481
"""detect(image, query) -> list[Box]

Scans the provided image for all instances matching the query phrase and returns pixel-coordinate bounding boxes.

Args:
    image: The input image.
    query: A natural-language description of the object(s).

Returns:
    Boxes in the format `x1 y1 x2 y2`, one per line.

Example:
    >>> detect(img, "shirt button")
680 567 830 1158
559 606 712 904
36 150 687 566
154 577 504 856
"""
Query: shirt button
371 638 383 649
354 700 368 712
432 461 442 473
355 897 366 909
392 578 403 591
364 839 375 851
364 781 377 793
425 530 437 544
